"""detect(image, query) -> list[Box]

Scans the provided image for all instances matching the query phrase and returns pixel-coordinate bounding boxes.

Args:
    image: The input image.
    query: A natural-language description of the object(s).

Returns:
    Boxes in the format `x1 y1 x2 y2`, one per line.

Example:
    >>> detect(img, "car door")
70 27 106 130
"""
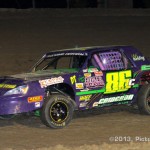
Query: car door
75 52 105 109
89 50 135 108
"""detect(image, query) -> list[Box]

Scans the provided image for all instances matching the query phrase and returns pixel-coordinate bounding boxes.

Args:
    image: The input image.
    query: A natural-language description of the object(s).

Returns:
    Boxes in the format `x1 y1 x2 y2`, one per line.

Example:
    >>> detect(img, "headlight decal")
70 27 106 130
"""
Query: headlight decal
4 85 29 96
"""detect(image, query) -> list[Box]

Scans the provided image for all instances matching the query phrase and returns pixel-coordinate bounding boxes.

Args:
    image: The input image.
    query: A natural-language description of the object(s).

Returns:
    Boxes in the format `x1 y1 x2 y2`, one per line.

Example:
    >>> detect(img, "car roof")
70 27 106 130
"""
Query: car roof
44 45 133 58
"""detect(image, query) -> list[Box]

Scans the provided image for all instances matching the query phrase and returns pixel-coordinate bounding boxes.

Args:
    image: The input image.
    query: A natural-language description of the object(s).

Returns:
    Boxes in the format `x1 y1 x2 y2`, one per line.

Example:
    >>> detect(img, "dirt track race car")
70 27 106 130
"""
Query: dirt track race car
0 46 150 128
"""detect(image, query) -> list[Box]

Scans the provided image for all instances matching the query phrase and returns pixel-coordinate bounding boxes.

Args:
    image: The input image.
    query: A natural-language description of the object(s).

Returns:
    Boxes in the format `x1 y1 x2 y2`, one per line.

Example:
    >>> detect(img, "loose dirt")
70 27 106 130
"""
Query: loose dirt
0 9 150 150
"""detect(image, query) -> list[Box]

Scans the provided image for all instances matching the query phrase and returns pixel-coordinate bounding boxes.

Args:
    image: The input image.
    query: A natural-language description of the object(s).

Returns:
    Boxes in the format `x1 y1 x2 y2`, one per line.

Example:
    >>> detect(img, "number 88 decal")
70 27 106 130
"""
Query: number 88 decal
105 70 135 94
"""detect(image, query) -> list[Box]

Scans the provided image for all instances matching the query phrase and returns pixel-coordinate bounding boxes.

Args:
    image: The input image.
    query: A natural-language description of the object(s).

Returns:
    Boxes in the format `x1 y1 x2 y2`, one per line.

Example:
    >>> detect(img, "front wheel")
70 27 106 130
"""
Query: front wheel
40 94 74 129
137 84 150 115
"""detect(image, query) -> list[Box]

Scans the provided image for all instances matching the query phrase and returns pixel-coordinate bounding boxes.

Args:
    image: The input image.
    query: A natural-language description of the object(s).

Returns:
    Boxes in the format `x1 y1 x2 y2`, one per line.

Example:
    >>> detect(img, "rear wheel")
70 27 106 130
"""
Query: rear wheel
137 84 150 115
40 94 74 129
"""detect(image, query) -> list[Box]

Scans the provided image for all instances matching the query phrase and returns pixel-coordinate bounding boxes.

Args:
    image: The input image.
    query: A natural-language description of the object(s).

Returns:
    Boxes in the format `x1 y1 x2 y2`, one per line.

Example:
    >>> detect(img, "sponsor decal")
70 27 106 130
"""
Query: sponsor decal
35 102 41 108
65 53 87 56
79 95 92 101
83 69 88 73
75 83 84 89
93 102 99 107
94 71 103 76
39 76 64 88
105 70 135 94
85 76 104 88
132 54 145 61
88 68 98 73
28 96 43 103
70 75 76 85
0 84 16 89
79 102 88 107
99 94 134 104
47 53 64 58
47 52 87 58
84 73 91 78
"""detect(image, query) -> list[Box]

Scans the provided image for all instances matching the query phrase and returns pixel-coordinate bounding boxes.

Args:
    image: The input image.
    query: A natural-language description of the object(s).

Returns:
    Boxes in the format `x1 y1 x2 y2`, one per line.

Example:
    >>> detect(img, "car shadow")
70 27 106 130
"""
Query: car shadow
0 105 140 129
73 105 140 119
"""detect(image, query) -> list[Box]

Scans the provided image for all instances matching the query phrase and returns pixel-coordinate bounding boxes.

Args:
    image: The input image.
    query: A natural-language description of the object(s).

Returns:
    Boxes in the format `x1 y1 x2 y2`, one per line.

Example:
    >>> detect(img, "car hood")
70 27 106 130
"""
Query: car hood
8 69 78 81
0 78 24 96
0 69 78 95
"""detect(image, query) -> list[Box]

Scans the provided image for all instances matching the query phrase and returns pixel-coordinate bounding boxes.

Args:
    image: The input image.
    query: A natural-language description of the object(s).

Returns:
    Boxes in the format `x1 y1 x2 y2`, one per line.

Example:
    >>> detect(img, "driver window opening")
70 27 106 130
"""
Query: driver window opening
34 55 87 71
89 51 128 71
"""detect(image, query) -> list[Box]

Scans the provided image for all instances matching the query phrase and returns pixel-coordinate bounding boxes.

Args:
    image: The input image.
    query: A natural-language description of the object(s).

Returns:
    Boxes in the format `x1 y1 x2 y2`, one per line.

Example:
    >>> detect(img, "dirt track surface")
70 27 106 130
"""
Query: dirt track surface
0 9 150 149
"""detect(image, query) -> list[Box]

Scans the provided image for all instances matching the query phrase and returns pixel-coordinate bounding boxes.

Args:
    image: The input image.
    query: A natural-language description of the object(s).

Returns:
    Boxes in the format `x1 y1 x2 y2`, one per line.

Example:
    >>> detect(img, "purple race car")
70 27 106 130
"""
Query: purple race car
0 46 150 128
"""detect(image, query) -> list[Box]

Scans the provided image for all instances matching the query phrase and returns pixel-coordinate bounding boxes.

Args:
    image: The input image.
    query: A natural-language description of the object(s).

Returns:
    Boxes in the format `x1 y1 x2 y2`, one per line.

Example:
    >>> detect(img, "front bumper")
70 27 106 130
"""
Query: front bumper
0 95 44 115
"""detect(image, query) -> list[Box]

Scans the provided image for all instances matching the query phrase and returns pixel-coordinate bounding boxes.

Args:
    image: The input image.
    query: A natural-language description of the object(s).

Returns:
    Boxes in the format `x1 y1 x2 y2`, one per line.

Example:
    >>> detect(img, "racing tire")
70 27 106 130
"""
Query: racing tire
137 84 150 115
40 94 74 129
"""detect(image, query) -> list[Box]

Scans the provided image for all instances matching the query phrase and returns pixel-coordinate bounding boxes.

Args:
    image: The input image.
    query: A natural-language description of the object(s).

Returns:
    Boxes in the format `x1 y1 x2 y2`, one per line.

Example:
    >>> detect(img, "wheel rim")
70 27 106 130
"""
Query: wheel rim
50 101 69 123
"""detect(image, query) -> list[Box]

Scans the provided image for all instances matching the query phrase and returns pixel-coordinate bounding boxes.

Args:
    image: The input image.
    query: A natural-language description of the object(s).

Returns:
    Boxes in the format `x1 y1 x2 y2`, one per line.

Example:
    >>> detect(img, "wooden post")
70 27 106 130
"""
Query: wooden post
67 0 70 8
32 0 36 8
104 0 108 8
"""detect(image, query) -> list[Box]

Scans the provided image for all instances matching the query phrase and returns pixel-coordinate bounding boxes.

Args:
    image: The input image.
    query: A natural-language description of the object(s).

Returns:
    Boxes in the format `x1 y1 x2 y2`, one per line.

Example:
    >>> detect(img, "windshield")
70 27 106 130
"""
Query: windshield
32 55 87 72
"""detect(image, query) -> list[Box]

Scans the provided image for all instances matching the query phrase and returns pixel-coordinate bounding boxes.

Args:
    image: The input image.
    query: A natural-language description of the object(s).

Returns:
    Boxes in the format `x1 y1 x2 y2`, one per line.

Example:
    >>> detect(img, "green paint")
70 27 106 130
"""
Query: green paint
34 110 40 117
76 88 105 96
133 72 139 78
133 84 139 88
141 65 150 71
76 84 139 96
78 76 85 82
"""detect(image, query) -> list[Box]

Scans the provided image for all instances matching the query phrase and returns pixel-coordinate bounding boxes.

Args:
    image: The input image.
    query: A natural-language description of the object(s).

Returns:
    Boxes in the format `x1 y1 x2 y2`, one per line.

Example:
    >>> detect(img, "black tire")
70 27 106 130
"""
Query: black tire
137 84 150 115
40 94 74 129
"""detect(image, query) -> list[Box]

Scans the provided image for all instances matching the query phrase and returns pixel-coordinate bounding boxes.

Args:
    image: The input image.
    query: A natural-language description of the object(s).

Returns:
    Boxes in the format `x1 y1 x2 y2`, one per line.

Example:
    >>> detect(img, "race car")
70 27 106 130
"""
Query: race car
0 45 150 128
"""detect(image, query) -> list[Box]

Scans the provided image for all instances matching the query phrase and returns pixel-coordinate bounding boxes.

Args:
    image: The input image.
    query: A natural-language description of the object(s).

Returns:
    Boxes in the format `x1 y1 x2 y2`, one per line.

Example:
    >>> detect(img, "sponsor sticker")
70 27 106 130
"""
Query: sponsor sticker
28 96 43 103
35 102 41 108
70 75 76 85
132 54 145 61
83 69 88 73
79 102 88 107
79 95 92 101
65 53 87 56
94 71 103 76
93 102 99 107
88 68 98 73
47 52 87 58
75 83 84 89
84 73 91 78
99 94 134 104
85 76 104 88
39 76 64 88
